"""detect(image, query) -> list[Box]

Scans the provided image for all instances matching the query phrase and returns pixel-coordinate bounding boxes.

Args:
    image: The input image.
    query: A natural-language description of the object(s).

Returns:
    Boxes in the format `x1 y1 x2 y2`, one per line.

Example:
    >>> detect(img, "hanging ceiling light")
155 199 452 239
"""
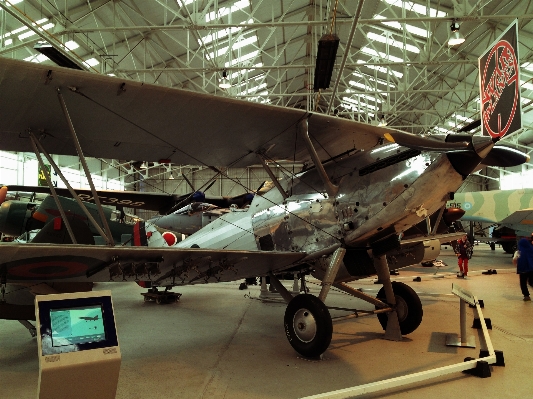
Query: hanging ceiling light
169 171 175 180
448 20 465 46
219 69 231 89
378 115 387 126
140 161 148 169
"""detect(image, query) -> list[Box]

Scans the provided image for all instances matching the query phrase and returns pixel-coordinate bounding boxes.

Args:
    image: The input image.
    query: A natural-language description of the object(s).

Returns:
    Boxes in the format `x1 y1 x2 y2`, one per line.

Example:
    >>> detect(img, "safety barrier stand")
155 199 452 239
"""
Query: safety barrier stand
300 283 505 399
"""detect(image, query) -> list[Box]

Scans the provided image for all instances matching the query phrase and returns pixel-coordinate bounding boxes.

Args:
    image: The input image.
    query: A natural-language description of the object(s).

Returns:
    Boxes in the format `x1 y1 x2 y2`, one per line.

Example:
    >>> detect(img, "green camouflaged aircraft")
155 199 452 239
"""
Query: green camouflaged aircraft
446 188 533 251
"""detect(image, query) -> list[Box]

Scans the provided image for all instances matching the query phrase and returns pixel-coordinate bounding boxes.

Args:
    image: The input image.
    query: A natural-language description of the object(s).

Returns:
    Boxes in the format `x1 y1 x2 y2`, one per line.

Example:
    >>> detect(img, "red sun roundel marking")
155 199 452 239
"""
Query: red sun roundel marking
480 40 519 139
162 232 178 247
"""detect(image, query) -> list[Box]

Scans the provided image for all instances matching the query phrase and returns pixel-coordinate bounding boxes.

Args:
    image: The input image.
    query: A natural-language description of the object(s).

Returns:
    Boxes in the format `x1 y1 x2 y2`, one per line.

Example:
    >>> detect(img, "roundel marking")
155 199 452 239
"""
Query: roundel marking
8 261 88 278
162 231 178 247
463 202 472 210
5 256 100 280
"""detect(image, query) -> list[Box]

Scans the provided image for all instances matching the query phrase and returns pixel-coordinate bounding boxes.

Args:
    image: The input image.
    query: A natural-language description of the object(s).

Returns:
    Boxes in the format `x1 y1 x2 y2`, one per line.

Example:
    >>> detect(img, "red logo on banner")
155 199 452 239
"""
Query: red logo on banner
480 40 519 138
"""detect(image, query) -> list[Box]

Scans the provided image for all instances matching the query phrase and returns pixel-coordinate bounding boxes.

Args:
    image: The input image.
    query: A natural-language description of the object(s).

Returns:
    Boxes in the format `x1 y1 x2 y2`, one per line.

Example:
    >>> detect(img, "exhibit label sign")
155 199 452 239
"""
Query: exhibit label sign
479 20 521 139
38 164 51 187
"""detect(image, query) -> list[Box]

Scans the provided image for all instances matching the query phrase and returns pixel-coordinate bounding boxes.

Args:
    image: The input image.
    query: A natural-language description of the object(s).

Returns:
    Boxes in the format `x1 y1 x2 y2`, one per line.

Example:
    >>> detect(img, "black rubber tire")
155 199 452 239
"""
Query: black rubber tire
376 282 423 335
501 242 517 254
284 294 332 358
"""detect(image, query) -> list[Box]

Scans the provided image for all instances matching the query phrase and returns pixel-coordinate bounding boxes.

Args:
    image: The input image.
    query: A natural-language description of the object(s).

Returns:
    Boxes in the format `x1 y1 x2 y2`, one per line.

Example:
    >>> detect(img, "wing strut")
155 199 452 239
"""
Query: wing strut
298 118 338 198
256 154 288 199
431 206 446 235
29 133 78 244
56 87 115 246
29 132 112 244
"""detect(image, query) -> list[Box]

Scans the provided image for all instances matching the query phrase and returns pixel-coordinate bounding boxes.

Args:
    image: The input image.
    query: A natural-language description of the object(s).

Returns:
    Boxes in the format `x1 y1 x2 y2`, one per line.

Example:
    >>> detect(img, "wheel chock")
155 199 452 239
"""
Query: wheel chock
495 350 505 366
478 350 505 366
472 317 492 329
462 358 492 378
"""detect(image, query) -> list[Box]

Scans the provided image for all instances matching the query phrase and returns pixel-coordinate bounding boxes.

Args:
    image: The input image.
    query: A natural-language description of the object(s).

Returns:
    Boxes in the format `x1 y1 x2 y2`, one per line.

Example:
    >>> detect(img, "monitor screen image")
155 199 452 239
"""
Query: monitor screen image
50 305 106 347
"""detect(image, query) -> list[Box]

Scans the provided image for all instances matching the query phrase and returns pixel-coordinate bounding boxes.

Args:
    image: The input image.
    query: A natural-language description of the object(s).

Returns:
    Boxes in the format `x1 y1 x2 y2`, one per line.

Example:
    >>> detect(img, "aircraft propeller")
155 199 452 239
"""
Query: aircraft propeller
0 186 7 205
383 129 529 170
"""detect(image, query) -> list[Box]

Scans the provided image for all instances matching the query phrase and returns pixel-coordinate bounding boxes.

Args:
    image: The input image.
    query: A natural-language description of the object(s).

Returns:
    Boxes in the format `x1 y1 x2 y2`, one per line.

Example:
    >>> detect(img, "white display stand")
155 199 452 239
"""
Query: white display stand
35 290 121 399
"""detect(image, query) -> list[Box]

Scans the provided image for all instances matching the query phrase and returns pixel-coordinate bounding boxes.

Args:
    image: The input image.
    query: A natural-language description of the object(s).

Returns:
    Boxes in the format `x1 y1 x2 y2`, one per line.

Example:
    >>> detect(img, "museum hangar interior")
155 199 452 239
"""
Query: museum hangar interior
1 1 533 398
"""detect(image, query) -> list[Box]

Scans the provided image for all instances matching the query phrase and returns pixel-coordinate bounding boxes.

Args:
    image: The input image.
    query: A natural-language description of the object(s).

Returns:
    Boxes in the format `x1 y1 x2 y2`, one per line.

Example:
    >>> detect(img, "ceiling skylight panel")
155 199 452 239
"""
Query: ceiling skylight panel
523 62 533 73
521 80 533 91
23 53 49 63
207 36 256 59
11 26 28 35
343 97 378 110
18 30 36 40
239 82 267 95
348 81 388 97
452 114 474 123
224 50 259 67
381 0 446 17
206 0 250 22
65 40 79 50
357 61 404 78
352 71 395 88
374 16 428 38
367 32 420 53
84 58 99 67
202 19 253 45
342 102 376 115
3 0 23 5
361 47 403 62
228 63 262 80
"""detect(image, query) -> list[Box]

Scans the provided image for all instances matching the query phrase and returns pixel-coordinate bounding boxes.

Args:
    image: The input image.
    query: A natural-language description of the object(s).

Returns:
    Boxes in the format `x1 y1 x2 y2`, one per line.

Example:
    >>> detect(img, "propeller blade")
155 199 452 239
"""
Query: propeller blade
0 186 7 205
481 145 531 167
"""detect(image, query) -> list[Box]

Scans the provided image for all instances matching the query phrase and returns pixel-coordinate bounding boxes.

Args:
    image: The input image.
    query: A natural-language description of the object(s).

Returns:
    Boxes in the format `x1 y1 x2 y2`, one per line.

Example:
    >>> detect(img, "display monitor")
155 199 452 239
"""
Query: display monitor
38 296 118 356
50 305 106 347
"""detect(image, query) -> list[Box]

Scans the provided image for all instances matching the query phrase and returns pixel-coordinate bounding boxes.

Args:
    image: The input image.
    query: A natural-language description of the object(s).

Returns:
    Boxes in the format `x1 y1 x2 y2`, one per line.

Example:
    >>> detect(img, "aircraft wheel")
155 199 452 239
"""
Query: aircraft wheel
501 242 517 254
284 294 332 358
376 282 423 335
156 297 162 305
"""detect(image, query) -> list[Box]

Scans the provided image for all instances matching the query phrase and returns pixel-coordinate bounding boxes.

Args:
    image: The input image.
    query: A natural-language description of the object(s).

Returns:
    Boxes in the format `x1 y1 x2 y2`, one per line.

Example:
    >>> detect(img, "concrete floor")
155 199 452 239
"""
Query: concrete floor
1 244 533 398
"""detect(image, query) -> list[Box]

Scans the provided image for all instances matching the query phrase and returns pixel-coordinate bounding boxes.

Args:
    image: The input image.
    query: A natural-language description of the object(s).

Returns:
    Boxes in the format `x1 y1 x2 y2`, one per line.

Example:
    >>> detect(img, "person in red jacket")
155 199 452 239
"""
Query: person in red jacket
455 234 472 278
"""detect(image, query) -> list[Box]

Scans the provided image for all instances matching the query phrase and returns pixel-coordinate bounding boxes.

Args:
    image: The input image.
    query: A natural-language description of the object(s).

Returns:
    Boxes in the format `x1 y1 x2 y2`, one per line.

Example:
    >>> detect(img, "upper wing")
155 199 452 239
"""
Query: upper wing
0 243 306 284
5 184 177 213
0 57 388 167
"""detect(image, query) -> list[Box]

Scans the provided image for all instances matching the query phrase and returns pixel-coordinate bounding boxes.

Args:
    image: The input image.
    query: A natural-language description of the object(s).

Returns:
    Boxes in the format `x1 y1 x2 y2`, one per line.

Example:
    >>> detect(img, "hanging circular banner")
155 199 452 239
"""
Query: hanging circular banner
480 39 519 139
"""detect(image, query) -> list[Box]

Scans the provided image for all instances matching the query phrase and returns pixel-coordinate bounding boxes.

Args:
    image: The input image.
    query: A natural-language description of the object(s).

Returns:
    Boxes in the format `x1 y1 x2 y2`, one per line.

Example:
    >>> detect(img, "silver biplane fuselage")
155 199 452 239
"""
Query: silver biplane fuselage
176 145 444 252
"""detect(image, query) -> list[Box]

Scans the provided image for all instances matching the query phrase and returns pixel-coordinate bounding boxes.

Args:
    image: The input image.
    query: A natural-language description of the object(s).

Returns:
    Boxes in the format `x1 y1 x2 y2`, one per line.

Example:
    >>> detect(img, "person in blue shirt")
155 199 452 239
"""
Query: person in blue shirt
513 233 533 301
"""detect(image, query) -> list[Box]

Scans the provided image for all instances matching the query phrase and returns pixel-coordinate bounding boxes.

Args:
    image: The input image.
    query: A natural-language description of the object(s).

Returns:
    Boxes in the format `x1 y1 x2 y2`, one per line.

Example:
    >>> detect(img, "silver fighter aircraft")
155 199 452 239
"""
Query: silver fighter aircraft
0 57 528 357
